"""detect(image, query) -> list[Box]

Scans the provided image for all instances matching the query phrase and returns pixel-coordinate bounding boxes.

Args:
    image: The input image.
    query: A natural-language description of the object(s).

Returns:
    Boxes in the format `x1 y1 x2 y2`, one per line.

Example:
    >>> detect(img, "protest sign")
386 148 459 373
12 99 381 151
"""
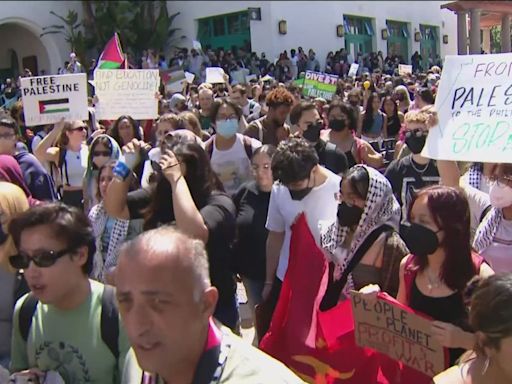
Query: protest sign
20 74 88 126
161 70 186 94
206 67 226 83
423 53 512 163
185 72 195 84
192 40 203 51
230 68 250 84
350 291 446 377
348 63 359 78
245 74 258 83
398 64 413 75
261 74 274 82
94 69 159 120
302 70 338 100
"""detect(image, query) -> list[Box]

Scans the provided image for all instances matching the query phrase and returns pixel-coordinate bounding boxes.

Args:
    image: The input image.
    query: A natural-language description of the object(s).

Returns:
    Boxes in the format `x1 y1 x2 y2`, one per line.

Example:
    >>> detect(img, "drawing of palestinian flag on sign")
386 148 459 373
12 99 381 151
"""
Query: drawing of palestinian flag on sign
39 98 70 114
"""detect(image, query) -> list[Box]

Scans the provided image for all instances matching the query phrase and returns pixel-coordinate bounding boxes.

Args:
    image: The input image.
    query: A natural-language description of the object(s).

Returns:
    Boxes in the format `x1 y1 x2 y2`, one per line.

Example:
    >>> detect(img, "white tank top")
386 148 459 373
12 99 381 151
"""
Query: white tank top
61 145 88 188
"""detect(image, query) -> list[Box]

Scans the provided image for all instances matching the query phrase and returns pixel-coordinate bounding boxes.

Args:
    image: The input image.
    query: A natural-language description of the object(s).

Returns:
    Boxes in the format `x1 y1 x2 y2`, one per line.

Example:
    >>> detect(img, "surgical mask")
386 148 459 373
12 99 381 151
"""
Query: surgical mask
329 119 346 132
337 202 364 227
405 130 427 154
489 182 512 208
302 122 322 143
216 118 238 138
0 224 8 245
401 223 440 258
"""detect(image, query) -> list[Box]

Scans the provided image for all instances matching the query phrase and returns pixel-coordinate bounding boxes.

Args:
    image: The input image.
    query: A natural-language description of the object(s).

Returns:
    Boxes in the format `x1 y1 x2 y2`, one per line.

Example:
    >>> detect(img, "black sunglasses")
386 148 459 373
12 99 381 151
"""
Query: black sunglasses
9 247 77 270
93 151 111 157
70 126 86 132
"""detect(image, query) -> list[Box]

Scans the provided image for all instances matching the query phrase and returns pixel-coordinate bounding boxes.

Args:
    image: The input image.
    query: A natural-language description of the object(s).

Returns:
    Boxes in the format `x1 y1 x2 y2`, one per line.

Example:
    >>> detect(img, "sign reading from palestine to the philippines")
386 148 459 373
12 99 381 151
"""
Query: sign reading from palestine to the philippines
20 74 88 126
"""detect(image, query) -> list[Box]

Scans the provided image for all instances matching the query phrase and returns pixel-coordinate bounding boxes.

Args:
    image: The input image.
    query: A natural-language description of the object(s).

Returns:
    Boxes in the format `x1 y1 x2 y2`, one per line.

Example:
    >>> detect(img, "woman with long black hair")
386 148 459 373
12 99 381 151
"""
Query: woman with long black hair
359 92 387 142
380 95 403 139
104 131 239 330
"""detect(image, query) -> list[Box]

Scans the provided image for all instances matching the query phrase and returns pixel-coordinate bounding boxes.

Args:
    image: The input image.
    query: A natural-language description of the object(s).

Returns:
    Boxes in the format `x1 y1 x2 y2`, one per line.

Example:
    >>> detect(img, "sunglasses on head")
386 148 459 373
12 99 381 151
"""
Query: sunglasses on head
93 151 111 157
9 247 77 270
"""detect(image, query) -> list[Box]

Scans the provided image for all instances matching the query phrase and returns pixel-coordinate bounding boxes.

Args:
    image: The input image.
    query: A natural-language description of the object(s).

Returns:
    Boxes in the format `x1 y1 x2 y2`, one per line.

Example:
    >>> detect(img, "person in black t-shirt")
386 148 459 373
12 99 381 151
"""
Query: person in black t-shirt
289 101 348 176
232 145 276 322
104 131 239 331
384 109 440 231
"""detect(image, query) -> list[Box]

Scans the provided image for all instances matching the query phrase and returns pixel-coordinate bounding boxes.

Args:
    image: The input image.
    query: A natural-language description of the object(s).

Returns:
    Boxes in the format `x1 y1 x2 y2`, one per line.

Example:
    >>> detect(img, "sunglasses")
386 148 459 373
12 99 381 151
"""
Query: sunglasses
70 126 86 132
93 151 111 157
9 247 77 270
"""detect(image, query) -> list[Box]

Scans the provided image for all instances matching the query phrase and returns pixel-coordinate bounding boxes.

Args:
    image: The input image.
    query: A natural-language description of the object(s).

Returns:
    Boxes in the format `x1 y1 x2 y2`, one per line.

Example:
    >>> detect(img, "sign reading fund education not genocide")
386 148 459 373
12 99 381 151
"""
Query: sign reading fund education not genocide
424 53 512 163
20 74 88 126
302 70 338 100
94 69 160 120
350 291 447 377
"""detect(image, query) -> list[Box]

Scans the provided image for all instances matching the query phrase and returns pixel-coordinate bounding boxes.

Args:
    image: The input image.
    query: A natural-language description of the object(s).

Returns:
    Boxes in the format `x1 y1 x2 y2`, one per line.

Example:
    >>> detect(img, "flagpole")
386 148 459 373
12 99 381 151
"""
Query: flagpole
125 54 128 69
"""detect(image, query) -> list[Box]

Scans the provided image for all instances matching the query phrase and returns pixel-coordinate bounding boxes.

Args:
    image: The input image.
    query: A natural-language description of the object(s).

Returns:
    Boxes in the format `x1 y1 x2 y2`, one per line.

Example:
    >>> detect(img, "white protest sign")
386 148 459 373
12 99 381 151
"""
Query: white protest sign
192 40 203 51
206 67 226 84
348 63 359 78
423 53 512 163
94 69 159 120
184 71 195 84
398 64 413 75
20 74 88 126
245 74 258 83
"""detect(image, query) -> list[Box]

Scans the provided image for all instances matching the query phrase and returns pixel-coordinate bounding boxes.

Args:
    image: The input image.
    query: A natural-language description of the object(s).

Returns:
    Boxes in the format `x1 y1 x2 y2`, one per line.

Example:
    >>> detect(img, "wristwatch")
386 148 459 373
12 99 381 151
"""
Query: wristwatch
112 161 131 182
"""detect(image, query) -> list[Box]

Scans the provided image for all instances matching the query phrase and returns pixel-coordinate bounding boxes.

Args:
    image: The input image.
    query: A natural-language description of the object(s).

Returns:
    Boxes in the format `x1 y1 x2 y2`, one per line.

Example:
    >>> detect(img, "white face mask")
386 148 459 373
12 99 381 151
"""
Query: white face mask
489 182 512 208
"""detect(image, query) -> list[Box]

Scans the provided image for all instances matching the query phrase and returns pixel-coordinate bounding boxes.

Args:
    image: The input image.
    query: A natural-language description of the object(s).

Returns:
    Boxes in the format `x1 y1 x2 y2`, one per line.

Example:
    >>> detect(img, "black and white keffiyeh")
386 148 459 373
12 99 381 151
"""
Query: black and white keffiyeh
89 202 130 282
468 163 483 191
473 207 502 253
320 165 401 294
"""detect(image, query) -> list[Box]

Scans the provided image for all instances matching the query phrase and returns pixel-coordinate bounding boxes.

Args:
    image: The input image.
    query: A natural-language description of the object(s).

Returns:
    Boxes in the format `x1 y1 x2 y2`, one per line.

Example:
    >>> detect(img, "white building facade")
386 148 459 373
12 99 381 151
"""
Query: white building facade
170 1 458 68
0 1 457 78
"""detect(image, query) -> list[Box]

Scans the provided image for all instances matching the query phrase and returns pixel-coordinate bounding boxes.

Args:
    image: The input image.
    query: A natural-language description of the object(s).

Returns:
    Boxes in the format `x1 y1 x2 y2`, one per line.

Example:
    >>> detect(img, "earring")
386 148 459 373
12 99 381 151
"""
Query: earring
482 356 490 375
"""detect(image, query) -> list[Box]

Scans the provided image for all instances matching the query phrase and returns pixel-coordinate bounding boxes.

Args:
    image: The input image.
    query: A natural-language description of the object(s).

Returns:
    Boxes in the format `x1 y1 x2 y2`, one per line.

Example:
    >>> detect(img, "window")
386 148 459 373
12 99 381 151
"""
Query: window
213 16 226 36
344 16 374 36
227 12 249 35
198 19 212 39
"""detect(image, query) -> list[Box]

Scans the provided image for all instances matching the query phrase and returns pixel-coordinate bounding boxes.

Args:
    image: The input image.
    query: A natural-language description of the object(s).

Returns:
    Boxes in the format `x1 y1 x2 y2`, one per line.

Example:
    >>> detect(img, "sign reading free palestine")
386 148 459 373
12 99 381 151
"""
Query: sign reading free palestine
302 70 339 100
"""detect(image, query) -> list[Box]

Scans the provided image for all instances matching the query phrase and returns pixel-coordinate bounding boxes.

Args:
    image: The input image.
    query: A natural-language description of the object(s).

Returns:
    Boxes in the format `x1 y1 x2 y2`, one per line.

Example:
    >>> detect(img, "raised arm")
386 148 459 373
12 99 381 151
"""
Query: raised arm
34 118 64 164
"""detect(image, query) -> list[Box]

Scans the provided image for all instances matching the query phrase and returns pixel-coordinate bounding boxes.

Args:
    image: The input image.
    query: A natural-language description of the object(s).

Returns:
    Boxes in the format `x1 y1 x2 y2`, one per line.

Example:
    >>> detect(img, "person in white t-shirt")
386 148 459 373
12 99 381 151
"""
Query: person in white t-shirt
205 99 261 195
230 85 261 123
257 138 340 338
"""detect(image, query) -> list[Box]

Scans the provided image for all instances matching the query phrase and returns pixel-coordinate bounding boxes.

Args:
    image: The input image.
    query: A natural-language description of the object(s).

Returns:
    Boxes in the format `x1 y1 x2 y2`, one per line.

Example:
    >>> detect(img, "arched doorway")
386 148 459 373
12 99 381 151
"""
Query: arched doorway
0 18 62 79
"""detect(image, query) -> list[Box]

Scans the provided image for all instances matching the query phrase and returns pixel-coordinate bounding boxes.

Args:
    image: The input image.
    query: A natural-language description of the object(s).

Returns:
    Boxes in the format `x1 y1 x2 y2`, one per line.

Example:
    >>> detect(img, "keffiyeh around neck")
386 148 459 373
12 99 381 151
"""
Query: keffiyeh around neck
473 207 502 253
321 165 400 293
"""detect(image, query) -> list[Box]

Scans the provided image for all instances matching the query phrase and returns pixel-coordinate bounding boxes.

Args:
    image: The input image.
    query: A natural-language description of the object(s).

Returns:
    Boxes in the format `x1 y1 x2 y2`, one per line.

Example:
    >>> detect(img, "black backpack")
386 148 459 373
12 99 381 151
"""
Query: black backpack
18 285 119 360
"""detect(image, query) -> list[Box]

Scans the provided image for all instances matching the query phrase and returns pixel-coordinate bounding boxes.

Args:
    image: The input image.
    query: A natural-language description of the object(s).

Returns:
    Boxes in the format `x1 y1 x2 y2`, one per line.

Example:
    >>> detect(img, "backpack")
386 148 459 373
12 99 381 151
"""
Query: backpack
205 135 254 161
403 253 485 305
323 142 340 173
18 285 120 360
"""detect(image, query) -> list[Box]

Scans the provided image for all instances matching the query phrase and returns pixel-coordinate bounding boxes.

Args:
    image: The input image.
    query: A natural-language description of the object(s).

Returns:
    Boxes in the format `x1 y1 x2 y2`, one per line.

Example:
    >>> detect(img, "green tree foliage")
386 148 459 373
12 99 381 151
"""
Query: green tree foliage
42 1 186 69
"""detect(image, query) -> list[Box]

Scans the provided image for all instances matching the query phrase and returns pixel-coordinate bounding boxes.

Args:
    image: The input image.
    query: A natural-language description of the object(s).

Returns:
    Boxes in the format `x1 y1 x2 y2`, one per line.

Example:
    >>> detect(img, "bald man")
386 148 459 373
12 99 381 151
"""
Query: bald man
117 227 303 384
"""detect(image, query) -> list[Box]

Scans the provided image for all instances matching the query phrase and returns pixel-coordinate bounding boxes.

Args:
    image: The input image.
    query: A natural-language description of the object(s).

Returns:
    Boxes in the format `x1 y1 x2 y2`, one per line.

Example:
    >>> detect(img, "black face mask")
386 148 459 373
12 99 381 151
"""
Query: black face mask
0 225 8 245
337 202 364 227
289 186 313 201
401 223 440 258
329 119 346 132
349 100 359 107
302 122 322 143
405 131 427 154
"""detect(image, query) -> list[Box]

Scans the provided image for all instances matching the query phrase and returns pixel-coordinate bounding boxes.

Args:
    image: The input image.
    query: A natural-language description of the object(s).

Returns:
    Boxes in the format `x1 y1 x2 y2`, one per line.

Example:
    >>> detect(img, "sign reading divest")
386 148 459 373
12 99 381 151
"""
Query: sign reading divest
20 74 88 126
424 53 512 163
350 292 446 377
94 69 159 120
302 70 338 100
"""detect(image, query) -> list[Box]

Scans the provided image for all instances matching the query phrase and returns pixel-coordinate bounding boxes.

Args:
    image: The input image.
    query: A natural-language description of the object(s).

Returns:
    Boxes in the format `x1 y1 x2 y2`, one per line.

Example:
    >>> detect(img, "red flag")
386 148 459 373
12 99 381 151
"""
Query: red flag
260 213 432 384
97 33 125 69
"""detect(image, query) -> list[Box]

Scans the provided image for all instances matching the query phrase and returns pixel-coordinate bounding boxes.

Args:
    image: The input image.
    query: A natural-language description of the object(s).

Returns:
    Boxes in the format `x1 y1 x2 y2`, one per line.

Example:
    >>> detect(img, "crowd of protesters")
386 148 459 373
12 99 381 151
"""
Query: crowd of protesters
0 39 510 384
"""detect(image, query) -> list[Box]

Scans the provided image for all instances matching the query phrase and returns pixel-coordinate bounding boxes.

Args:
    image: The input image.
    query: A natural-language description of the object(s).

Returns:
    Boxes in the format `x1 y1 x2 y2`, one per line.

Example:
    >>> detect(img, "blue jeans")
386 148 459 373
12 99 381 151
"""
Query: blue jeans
214 295 240 333
241 277 264 310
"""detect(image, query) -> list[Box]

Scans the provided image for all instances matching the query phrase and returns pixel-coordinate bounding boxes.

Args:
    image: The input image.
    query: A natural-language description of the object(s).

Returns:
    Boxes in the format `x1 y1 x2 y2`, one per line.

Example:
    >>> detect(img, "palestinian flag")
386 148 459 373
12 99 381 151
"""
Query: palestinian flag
39 98 70 114
97 33 125 69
